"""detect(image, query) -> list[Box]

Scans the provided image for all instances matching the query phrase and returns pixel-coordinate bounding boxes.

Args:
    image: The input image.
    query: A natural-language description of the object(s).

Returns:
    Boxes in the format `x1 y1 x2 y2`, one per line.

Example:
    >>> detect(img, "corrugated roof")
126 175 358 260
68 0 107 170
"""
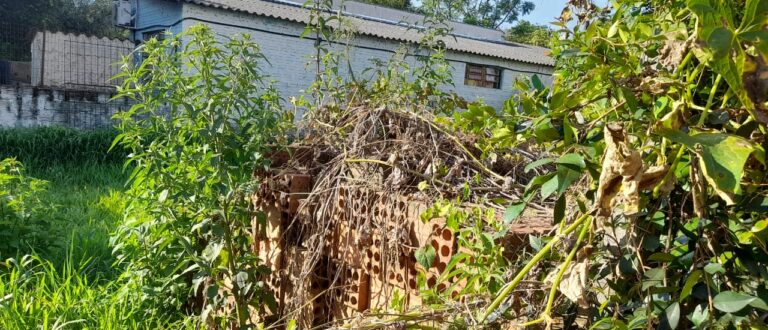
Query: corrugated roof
179 0 554 66
284 0 508 42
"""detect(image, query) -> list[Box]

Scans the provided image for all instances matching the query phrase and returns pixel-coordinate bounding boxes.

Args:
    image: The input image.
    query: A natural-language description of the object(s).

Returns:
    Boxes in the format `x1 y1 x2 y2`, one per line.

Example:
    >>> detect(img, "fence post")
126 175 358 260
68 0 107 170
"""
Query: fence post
40 30 46 87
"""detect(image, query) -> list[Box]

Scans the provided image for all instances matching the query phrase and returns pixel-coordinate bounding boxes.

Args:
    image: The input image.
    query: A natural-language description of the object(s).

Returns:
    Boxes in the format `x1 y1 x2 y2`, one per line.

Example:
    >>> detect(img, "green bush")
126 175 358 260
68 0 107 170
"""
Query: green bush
478 0 768 328
0 126 126 169
113 25 290 327
0 158 49 259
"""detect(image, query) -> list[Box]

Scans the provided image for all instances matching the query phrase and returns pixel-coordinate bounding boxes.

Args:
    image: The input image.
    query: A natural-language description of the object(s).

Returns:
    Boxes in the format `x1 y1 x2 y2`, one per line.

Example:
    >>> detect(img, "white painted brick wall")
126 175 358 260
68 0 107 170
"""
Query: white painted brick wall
0 86 130 128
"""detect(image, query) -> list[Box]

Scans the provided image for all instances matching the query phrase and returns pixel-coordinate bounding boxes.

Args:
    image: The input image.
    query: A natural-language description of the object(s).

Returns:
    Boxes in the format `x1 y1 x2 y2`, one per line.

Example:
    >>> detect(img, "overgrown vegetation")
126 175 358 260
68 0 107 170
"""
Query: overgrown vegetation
0 127 126 169
0 127 193 329
505 20 552 47
474 0 768 328
112 25 291 328
0 0 126 38
0 159 48 258
3 0 767 328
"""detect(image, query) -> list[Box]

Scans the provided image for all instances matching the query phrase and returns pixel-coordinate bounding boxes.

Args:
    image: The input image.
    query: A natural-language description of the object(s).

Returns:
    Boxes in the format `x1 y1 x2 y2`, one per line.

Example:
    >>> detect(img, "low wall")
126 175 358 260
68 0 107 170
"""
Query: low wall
30 31 134 91
0 85 131 129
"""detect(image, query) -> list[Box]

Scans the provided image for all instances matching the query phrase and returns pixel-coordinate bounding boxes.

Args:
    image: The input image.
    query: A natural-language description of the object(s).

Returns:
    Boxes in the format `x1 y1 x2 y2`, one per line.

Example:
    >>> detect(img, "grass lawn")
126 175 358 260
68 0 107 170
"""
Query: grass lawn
27 163 126 274
0 127 195 329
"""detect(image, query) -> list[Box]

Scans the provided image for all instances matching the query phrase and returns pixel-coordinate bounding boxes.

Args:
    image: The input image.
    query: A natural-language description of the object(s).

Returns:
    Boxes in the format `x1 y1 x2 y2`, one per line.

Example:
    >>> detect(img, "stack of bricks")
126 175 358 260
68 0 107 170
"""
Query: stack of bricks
251 172 313 315
251 169 548 326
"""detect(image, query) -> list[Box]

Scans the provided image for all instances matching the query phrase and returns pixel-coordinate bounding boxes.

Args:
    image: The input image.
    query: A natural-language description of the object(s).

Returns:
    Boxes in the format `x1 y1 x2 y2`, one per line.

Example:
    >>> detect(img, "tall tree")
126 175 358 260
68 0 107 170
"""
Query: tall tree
505 20 552 47
421 0 534 29
355 0 412 10
0 0 125 38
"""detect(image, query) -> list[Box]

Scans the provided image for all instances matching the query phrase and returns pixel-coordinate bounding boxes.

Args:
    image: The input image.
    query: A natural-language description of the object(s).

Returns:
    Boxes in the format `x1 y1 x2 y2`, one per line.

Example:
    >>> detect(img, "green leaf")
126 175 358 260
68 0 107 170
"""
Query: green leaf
704 262 725 274
158 189 169 202
524 158 554 173
713 291 756 313
554 163 582 196
653 97 670 119
531 74 545 92
541 175 559 199
529 235 543 252
707 27 734 58
689 303 709 328
664 302 680 329
554 195 566 224
286 320 298 330
642 267 665 290
739 0 768 30
563 117 576 145
752 219 768 232
607 20 620 38
556 153 586 168
749 297 768 311
687 0 715 15
591 318 627 330
415 245 436 269
504 202 526 224
534 117 561 142
627 314 647 329
658 129 759 204
680 270 702 301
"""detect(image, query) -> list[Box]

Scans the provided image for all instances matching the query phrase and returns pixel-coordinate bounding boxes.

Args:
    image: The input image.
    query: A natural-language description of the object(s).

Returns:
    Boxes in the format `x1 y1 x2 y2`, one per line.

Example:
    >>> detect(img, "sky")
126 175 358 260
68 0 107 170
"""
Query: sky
523 0 610 27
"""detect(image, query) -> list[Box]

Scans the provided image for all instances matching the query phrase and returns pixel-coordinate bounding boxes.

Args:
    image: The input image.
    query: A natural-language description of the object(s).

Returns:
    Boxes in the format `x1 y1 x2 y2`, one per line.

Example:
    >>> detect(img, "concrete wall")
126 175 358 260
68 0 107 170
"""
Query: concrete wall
0 85 130 129
170 3 553 109
30 32 134 91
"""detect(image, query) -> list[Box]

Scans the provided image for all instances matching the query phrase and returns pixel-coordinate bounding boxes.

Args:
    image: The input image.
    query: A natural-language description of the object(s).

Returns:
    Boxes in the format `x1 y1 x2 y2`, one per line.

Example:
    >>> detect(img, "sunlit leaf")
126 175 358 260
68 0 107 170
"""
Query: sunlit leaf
415 245 436 269
659 128 760 204
713 291 756 313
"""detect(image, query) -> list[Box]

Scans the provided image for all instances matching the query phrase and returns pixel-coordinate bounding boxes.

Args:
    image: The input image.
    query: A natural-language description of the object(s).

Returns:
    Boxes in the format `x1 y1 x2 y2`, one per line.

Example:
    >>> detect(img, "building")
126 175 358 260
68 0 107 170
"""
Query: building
126 0 554 108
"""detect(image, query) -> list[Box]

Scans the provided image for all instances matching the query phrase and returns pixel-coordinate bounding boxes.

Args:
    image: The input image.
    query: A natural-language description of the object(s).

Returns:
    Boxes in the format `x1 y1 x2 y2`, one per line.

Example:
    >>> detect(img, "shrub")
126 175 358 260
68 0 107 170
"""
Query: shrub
0 158 48 258
112 25 290 327
479 0 768 328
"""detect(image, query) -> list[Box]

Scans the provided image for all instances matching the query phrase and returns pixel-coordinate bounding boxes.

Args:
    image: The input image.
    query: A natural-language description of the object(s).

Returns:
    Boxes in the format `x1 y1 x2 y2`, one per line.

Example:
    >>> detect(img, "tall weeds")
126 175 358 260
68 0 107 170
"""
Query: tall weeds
0 126 125 169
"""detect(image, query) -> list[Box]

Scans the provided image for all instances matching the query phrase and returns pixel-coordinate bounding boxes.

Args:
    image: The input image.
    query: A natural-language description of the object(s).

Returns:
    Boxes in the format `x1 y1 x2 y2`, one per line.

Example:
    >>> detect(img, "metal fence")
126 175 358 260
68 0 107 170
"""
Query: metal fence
0 22 34 62
0 22 137 130
31 31 134 91
0 22 135 90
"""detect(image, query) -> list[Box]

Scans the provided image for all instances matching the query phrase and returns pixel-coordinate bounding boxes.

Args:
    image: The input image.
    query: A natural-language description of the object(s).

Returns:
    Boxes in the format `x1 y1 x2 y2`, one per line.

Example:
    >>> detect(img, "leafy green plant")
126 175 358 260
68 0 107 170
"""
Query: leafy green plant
112 25 290 327
361 16 462 114
479 0 768 328
0 158 49 258
419 202 510 300
300 0 360 121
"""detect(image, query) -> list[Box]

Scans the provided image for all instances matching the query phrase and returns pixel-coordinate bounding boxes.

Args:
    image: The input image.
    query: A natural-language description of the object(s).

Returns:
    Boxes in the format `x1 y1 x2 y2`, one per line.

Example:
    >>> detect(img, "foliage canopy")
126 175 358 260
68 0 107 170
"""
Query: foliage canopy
472 0 768 328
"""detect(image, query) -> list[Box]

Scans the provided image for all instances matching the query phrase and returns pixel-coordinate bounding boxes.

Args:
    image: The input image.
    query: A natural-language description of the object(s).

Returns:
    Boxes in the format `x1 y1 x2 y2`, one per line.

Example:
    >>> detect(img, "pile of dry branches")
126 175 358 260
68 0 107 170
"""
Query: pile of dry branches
254 104 549 327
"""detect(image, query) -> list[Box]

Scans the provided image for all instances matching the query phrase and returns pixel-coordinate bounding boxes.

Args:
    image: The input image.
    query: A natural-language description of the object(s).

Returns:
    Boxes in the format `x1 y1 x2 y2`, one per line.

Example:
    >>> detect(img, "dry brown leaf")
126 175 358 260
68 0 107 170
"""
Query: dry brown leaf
559 259 590 303
595 124 673 218
658 39 690 70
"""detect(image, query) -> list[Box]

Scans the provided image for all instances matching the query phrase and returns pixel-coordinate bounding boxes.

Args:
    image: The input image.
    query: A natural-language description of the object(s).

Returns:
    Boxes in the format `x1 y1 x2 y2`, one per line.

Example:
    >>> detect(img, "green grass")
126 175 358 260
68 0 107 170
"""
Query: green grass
0 126 126 169
0 251 197 330
0 127 196 329
26 163 126 272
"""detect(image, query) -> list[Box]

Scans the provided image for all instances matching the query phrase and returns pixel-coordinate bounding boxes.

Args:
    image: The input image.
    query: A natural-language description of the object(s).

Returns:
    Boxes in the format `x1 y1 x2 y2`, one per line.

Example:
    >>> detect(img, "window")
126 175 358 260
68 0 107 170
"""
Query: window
142 30 166 42
464 64 501 89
